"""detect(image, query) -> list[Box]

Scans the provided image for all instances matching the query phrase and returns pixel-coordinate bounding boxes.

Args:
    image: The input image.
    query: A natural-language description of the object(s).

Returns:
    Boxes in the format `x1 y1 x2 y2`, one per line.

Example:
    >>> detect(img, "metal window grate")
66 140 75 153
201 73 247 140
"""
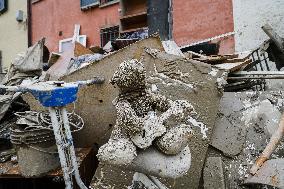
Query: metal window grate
100 26 119 47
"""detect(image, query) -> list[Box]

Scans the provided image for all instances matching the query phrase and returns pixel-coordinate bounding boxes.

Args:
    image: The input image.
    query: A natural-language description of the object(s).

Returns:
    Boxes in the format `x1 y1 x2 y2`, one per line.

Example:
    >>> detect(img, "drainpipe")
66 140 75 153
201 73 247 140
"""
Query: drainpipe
0 51 2 73
27 0 32 47
168 0 173 40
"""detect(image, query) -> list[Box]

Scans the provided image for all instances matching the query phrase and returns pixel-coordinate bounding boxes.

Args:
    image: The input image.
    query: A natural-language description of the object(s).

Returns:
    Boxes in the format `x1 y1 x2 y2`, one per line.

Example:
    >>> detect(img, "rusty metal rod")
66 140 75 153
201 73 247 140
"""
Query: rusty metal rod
250 112 284 175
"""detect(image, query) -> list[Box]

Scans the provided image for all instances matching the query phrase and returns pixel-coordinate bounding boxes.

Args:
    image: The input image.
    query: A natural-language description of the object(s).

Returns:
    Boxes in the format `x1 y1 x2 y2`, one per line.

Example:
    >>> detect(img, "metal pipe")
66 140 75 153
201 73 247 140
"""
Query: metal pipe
232 71 284 75
60 107 88 189
262 53 270 71
49 107 73 189
228 76 284 80
256 51 264 71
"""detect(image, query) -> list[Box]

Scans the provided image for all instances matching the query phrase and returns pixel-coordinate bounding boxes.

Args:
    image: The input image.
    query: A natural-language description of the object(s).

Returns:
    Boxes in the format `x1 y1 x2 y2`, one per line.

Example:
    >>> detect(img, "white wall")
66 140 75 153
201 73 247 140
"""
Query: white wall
0 0 28 72
233 0 284 52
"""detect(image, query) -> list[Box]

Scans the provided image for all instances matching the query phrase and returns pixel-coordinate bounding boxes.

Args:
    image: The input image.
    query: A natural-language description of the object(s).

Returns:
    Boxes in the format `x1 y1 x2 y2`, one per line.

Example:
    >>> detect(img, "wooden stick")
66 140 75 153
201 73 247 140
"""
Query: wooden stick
250 112 284 175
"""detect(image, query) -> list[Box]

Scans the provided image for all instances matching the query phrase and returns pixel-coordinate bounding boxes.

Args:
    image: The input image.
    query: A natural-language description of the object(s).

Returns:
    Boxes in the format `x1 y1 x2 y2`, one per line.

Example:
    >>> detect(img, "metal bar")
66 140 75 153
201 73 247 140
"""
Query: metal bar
60 107 88 189
256 51 264 71
49 107 73 189
0 51 2 73
262 53 270 71
251 52 257 70
232 71 284 75
228 76 284 80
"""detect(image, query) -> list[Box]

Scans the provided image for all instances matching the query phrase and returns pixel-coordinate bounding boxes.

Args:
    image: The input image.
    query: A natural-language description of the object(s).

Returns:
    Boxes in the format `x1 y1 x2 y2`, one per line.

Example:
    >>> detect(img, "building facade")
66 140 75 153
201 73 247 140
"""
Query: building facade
30 0 235 54
0 0 28 72
1 0 283 70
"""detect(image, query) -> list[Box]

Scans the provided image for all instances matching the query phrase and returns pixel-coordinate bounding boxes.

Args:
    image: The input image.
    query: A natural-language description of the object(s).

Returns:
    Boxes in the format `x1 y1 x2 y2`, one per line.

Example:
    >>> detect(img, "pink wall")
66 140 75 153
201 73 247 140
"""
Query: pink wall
31 0 120 52
172 0 235 54
31 0 235 54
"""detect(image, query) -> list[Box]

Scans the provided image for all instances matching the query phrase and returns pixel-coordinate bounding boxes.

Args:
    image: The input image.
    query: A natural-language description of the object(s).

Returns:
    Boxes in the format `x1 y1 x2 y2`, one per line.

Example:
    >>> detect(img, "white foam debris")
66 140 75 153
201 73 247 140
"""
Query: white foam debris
242 99 252 109
245 91 256 96
241 105 259 126
208 68 219 77
187 117 208 139
216 72 228 89
277 98 284 107
162 40 185 57
151 84 158 93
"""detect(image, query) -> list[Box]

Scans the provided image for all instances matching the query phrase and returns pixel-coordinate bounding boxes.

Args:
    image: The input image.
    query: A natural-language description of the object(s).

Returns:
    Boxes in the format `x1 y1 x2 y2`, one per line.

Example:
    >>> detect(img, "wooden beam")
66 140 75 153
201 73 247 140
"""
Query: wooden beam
262 24 284 53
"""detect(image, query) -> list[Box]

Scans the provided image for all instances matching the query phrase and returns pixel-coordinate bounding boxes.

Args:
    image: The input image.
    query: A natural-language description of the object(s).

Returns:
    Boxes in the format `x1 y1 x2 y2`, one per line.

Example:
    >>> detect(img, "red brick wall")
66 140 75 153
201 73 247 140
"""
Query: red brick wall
31 0 120 52
172 0 235 54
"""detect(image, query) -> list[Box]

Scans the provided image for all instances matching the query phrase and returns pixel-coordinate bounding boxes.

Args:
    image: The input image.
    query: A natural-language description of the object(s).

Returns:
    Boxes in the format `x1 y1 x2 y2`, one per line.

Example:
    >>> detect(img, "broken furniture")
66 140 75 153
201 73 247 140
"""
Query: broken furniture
0 78 104 189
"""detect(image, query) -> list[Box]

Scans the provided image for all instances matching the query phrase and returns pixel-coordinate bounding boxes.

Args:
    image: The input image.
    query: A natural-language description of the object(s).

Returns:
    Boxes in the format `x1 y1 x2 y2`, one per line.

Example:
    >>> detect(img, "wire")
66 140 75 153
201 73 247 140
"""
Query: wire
11 108 85 154
14 109 84 133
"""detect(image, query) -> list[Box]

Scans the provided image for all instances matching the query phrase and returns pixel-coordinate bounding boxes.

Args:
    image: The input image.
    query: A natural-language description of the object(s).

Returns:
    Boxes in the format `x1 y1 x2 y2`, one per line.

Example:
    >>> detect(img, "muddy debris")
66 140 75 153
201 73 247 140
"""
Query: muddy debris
1 28 284 189
97 59 197 171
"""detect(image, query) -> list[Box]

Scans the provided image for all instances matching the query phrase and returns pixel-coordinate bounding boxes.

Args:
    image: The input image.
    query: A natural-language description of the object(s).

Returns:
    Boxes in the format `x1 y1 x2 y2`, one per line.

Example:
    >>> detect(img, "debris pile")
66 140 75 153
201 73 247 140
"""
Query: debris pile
0 24 284 189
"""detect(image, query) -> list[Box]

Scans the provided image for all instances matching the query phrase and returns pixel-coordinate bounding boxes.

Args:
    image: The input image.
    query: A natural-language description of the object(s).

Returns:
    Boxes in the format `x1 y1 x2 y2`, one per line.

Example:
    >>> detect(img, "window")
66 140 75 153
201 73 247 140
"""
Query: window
59 35 87 53
100 0 115 5
80 0 99 10
100 26 119 47
0 0 8 14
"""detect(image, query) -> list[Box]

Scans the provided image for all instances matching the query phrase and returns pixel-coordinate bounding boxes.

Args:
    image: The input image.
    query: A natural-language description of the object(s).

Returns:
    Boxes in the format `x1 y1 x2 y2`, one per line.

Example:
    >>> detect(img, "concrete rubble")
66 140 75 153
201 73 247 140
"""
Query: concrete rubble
0 24 284 189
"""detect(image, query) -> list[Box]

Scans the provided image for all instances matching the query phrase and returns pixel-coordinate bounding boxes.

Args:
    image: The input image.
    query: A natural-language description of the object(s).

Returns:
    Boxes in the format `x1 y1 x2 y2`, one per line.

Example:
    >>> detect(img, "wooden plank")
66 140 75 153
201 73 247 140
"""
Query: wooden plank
214 59 252 72
224 51 252 63
194 54 241 64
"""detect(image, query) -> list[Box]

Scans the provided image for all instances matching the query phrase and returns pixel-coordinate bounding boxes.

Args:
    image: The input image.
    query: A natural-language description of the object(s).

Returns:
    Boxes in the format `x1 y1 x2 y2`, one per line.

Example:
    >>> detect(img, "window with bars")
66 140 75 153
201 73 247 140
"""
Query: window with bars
100 26 119 47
